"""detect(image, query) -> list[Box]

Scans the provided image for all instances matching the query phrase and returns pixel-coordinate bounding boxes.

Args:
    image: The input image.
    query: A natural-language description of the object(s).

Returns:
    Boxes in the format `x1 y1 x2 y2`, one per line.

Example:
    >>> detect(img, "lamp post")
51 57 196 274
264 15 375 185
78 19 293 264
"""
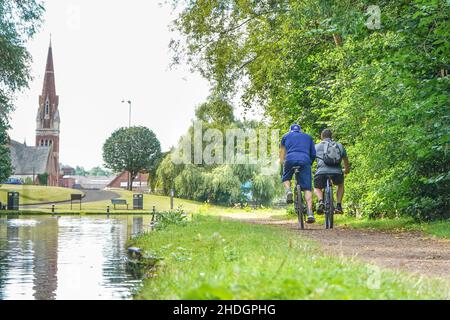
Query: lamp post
121 99 132 128
122 99 132 189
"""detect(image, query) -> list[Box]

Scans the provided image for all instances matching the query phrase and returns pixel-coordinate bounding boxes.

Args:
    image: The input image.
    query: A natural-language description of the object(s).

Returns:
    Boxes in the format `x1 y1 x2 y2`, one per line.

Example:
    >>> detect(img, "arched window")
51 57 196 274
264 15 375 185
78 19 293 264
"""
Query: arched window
45 100 50 115
40 140 44 146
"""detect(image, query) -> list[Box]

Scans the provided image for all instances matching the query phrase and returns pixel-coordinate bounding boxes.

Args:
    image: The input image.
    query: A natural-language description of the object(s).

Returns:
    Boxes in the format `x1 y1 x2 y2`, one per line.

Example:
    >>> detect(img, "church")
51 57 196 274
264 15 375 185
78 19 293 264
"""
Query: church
8 41 60 186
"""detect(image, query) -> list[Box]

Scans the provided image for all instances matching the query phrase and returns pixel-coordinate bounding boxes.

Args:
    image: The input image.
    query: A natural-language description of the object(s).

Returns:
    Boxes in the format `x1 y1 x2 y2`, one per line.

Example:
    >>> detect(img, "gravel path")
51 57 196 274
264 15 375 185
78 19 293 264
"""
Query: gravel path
221 213 450 280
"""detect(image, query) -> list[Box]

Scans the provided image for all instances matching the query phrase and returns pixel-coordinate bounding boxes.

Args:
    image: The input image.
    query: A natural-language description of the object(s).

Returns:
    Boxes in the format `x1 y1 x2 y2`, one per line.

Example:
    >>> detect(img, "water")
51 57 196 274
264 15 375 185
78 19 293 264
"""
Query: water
0 215 152 300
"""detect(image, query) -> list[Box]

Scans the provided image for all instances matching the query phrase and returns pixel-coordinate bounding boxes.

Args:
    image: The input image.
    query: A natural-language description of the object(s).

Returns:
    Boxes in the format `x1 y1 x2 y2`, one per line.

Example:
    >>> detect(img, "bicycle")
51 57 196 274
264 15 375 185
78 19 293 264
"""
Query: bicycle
292 166 306 230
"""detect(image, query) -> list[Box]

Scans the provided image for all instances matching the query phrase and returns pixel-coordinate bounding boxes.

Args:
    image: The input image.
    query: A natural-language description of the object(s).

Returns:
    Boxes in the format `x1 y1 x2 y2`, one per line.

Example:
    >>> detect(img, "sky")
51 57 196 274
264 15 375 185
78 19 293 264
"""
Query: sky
8 0 211 169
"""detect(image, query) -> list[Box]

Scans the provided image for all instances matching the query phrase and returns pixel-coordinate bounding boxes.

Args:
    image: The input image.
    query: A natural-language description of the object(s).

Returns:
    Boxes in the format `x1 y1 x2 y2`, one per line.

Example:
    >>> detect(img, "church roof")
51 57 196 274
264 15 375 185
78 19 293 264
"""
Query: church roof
9 140 51 175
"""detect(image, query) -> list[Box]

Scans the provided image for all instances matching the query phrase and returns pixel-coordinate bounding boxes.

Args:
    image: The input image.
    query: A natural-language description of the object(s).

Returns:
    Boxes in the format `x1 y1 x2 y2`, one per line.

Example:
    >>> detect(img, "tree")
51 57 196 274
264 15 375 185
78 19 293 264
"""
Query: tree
0 118 11 182
75 166 88 176
156 153 183 195
170 0 450 220
103 126 161 190
0 0 44 182
89 166 112 177
37 173 48 186
147 151 166 193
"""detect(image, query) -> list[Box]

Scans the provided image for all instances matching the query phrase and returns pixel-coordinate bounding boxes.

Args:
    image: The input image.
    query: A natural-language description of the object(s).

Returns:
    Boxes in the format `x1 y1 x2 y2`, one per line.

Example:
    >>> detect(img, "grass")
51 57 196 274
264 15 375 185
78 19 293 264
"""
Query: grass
0 185 83 205
132 215 450 300
336 216 450 239
44 190 211 213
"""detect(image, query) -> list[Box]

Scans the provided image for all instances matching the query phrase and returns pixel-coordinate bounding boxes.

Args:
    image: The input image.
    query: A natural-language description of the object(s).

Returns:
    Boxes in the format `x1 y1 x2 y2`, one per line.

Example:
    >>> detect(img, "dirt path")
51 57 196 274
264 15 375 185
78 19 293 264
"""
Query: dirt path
221 213 450 280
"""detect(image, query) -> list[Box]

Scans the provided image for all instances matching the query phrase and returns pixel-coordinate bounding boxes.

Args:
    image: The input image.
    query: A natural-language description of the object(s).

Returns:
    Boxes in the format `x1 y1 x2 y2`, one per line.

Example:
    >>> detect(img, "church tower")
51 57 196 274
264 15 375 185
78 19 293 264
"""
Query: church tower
36 39 60 185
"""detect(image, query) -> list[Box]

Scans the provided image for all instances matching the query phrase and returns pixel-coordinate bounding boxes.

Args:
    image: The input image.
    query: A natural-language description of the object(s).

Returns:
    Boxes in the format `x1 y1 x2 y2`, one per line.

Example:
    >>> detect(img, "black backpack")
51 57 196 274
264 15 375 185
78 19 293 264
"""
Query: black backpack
322 140 343 166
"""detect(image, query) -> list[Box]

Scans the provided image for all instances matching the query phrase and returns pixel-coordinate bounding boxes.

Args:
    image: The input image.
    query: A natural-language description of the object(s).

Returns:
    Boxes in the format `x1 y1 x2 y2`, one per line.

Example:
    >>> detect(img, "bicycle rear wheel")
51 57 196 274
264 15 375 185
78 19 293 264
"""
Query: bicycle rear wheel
325 180 334 229
295 185 305 230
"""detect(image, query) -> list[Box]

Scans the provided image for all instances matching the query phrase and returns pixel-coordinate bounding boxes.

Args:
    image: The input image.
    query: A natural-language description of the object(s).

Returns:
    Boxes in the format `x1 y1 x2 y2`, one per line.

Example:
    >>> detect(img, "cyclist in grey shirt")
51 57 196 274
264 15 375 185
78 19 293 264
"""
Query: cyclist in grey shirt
314 129 350 214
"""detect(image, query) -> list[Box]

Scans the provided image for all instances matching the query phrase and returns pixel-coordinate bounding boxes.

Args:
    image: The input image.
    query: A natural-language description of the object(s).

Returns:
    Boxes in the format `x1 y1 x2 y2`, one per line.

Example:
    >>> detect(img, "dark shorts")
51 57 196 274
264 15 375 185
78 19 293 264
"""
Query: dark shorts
282 161 312 191
314 174 344 189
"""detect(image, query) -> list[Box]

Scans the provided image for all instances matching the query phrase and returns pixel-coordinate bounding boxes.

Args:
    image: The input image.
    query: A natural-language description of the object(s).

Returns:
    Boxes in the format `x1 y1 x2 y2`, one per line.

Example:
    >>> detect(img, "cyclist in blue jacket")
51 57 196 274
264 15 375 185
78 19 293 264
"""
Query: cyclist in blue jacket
279 124 316 223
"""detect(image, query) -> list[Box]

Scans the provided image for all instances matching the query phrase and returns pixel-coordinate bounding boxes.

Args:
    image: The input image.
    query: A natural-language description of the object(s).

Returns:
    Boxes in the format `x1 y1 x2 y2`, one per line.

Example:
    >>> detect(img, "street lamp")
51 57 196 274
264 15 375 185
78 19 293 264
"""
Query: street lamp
121 99 132 190
121 99 132 128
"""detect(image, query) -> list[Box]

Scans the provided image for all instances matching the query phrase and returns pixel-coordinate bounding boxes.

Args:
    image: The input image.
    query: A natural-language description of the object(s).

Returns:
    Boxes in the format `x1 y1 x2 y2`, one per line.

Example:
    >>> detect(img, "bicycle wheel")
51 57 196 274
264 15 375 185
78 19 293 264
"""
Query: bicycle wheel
295 184 305 230
325 179 334 229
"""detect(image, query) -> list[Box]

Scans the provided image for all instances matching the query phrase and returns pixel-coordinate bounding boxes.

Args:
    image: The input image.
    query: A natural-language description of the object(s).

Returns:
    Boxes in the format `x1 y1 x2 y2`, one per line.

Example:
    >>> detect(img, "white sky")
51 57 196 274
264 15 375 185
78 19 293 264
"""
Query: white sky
8 0 211 169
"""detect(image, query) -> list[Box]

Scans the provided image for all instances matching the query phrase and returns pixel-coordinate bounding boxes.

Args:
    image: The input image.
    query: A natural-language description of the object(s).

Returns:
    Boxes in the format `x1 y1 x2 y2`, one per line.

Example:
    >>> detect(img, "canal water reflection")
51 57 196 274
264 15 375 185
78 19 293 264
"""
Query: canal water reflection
0 215 152 300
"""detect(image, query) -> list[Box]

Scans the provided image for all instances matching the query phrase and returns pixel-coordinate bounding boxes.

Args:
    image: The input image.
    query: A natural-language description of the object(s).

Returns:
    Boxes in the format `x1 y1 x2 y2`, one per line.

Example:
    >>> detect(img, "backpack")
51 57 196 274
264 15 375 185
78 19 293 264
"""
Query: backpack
322 140 343 166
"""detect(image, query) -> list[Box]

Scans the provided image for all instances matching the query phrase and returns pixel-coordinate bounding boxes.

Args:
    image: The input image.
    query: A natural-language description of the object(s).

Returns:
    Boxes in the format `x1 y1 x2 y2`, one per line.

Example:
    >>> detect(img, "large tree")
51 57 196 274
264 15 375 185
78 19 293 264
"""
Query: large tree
0 0 44 182
170 0 450 220
103 126 161 191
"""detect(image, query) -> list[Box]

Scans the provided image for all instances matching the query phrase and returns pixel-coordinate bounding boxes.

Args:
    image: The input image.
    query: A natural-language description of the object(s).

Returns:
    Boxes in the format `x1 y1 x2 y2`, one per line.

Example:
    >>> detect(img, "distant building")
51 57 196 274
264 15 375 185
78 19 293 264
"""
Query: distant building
8 40 60 186
107 171 149 191
61 165 76 176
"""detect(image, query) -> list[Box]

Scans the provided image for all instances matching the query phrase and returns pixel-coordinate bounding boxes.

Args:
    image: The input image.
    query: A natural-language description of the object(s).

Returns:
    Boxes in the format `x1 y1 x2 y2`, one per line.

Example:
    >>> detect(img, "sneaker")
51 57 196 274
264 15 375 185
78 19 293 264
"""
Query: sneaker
335 203 343 214
286 191 293 204
307 212 315 224
317 200 325 215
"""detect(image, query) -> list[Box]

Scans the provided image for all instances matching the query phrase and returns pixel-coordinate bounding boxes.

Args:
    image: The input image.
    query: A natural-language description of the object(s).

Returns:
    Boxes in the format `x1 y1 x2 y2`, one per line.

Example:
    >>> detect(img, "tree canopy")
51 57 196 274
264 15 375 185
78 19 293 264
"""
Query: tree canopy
170 0 449 219
103 126 161 190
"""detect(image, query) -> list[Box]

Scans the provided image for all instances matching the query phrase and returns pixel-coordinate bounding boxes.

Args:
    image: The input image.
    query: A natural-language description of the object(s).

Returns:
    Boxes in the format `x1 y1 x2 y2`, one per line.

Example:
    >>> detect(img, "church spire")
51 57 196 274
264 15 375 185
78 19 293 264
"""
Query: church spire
42 37 56 97
36 37 60 186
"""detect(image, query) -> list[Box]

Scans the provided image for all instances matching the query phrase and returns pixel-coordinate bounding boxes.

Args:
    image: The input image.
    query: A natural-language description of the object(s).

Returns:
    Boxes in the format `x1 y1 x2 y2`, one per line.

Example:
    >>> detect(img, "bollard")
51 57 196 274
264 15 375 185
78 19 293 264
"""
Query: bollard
107 206 110 214
51 204 55 213
170 189 174 210
152 206 156 222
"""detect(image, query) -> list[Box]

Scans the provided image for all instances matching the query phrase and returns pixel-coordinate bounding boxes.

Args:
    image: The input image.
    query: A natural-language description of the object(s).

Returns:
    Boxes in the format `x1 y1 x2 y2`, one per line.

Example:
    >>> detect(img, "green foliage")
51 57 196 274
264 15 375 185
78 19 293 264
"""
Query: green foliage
37 172 48 186
88 166 111 177
174 164 207 200
0 118 11 182
171 0 450 220
102 126 161 190
156 153 183 194
156 95 282 206
132 215 449 299
252 173 280 206
0 0 44 182
147 151 166 192
74 166 87 176
153 207 188 230
208 165 242 205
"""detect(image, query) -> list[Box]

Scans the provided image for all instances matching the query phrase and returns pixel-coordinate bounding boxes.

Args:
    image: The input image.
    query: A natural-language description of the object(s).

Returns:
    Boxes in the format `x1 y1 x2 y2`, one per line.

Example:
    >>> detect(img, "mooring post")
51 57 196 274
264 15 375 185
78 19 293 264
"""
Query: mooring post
152 206 156 222
51 204 55 213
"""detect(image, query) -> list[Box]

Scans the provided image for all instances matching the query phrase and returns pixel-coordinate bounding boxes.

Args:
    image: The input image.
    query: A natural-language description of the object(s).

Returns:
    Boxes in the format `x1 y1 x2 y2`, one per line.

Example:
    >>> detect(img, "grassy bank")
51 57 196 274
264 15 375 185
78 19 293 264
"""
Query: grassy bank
336 216 450 239
0 185 83 205
132 215 449 300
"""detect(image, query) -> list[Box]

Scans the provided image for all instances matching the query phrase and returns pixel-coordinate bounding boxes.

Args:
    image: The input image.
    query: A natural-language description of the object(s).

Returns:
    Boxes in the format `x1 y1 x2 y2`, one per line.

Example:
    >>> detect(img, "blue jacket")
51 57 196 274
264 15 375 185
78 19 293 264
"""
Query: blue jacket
281 131 316 165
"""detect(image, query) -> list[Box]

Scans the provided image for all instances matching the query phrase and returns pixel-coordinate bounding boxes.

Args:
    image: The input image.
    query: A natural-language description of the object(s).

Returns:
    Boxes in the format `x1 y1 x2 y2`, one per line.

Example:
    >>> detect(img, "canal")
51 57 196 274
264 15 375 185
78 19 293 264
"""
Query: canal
0 215 152 300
